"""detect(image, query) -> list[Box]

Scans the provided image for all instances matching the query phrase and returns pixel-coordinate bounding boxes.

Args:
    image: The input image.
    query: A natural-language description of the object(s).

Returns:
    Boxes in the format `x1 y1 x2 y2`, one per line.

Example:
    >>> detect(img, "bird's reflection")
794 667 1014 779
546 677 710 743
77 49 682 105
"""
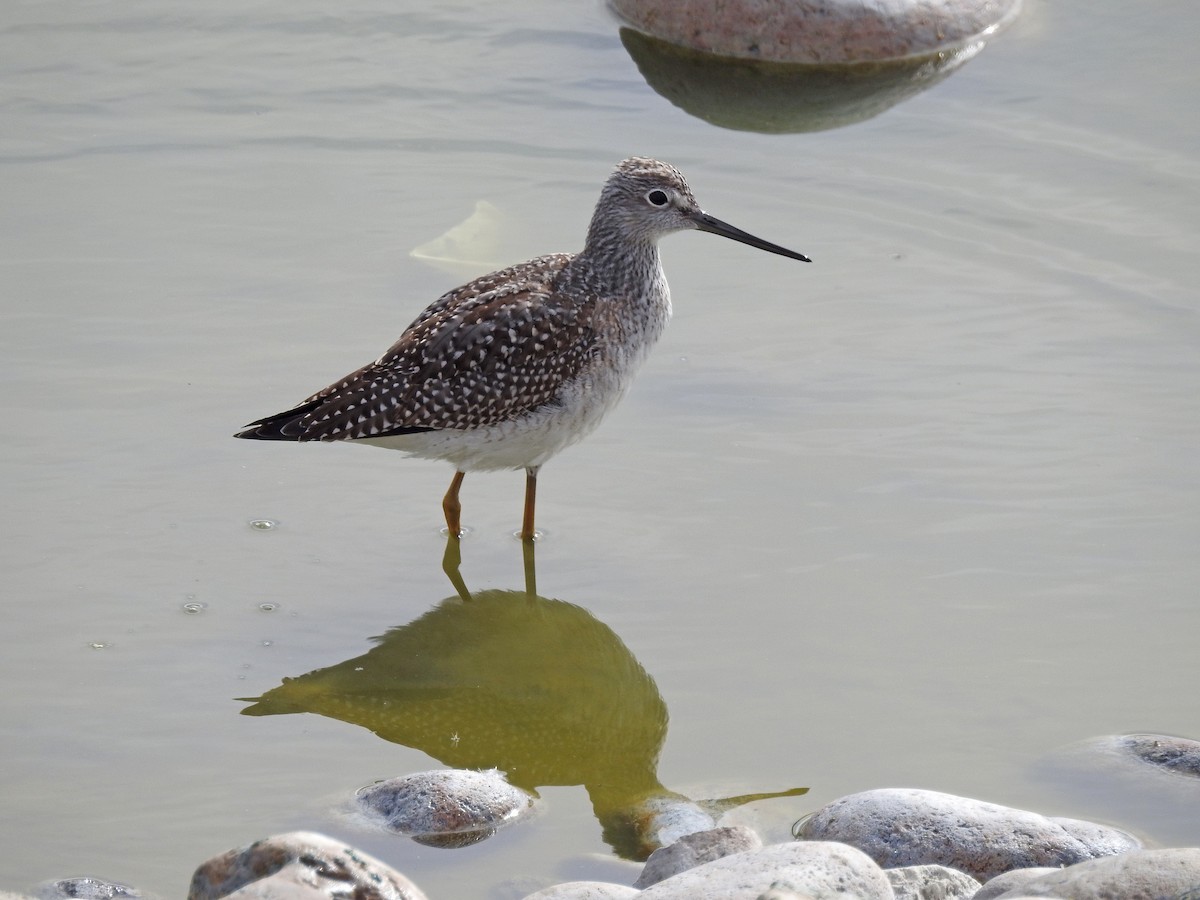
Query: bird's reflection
241 536 806 859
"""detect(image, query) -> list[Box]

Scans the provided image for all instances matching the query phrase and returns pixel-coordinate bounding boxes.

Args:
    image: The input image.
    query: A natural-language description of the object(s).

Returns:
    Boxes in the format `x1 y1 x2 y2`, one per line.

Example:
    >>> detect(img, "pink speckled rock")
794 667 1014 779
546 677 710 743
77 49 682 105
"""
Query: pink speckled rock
610 0 1021 63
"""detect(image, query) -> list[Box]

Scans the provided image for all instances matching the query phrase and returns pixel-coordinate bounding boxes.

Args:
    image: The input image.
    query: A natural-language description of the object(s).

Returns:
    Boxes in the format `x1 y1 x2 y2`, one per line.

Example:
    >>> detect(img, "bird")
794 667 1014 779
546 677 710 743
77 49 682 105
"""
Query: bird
235 157 810 540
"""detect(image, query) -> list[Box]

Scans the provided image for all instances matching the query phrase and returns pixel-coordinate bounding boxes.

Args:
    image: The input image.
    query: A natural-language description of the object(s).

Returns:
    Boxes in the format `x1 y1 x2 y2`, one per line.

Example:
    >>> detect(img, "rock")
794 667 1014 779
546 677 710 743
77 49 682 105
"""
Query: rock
33 879 148 899
610 0 1022 64
1119 733 1200 778
186 831 427 900
635 826 763 888
886 863 980 899
972 868 1058 900
795 788 1140 881
1045 816 1143 857
985 847 1200 898
754 885 816 900
617 28 985 133
636 841 892 899
630 795 720 856
357 768 533 847
1038 734 1200 846
520 884 639 900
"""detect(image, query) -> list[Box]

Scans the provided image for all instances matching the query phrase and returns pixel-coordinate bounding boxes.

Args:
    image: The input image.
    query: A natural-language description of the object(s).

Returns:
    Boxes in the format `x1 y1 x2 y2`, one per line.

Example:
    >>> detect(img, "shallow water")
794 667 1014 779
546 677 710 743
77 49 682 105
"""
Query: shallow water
2 0 1198 896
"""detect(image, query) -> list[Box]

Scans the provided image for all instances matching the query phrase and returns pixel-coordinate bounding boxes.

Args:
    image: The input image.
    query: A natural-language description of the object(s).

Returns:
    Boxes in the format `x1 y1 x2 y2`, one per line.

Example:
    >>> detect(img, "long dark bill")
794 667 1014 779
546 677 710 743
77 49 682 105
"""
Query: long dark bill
692 211 811 263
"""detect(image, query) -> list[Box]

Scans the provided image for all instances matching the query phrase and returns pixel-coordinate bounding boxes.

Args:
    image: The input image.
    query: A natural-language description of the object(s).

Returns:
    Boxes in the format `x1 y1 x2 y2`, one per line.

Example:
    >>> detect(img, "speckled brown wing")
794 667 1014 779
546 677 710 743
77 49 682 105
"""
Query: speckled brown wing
236 254 602 442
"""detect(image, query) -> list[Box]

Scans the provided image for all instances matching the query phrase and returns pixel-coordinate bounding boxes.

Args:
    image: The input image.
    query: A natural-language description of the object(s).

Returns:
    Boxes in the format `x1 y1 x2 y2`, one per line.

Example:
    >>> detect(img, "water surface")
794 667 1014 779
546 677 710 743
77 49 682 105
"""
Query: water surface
2 1 1198 896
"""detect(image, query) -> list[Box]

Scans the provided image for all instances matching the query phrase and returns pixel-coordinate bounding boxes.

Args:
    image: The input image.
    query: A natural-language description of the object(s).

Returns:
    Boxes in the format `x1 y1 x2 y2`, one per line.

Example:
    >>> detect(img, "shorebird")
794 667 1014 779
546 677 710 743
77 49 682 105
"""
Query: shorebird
235 157 809 539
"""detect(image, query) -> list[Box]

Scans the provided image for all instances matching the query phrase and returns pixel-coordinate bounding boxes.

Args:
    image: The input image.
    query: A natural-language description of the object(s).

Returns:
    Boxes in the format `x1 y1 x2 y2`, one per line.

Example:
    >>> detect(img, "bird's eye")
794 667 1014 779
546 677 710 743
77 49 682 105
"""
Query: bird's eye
646 189 670 207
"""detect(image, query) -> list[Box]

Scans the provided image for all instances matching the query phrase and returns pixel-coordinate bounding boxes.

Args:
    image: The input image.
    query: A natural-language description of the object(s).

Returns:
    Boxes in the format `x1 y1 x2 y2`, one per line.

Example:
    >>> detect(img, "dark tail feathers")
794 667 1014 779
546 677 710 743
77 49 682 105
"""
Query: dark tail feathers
233 398 324 441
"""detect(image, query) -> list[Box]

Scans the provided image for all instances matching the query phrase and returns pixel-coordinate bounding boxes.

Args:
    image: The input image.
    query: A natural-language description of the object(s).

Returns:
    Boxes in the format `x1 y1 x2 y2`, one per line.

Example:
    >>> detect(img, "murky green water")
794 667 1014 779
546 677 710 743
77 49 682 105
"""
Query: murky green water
2 1 1198 896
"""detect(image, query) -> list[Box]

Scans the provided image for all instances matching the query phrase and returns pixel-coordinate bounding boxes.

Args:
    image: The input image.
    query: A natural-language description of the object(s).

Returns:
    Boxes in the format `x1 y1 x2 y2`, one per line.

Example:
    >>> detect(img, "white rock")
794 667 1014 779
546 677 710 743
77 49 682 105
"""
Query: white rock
986 847 1200 899
635 826 763 888
357 768 533 844
973 868 1058 900
637 841 893 899
186 831 427 900
754 885 816 900
886 863 980 899
610 0 1021 63
1046 816 1142 857
34 878 149 899
754 885 815 900
634 796 719 853
520 883 639 900
795 788 1140 881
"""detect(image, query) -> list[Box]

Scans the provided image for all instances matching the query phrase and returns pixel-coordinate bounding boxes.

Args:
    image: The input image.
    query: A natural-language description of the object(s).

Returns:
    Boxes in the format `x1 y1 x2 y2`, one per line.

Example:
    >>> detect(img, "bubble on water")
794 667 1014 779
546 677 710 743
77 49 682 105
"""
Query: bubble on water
182 600 207 614
257 602 280 613
248 518 278 531
89 641 111 650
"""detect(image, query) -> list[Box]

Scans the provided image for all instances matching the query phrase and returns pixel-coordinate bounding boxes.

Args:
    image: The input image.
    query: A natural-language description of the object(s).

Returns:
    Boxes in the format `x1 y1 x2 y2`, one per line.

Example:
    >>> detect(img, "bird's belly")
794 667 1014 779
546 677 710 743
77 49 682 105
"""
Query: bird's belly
356 368 634 472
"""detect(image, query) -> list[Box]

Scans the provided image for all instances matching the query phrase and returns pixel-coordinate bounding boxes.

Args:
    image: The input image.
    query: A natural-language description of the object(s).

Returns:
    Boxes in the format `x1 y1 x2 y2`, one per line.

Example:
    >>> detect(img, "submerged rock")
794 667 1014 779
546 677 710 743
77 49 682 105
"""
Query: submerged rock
795 788 1140 881
1119 733 1200 778
33 879 147 899
1037 732 1200 842
357 768 534 847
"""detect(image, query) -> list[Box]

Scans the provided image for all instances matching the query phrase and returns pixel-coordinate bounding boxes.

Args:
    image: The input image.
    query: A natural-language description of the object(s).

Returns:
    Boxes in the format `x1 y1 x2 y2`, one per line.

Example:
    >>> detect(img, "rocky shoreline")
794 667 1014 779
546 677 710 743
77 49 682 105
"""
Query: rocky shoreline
13 733 1200 900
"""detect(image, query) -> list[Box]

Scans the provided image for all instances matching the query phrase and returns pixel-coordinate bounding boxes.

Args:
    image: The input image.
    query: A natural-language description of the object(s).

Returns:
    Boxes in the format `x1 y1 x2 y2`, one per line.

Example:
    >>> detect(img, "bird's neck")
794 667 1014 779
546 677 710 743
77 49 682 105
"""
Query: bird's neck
564 223 663 299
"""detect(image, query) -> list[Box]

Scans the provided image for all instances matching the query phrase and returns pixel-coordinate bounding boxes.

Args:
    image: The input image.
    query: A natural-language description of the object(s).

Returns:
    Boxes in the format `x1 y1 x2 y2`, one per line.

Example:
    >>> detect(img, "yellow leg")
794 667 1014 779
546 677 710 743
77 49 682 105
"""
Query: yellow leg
522 531 537 597
442 530 472 602
520 466 539 541
443 470 465 538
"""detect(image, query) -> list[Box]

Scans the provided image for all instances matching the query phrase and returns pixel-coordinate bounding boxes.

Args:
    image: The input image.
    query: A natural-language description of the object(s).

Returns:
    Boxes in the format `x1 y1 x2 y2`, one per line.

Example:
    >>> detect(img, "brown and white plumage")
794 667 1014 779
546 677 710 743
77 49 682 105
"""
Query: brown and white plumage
236 158 809 539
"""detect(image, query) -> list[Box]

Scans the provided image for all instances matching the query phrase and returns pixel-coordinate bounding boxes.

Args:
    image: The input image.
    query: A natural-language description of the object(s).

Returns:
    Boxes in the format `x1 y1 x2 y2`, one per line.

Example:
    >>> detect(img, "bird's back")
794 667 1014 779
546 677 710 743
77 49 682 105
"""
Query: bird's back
236 253 607 443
